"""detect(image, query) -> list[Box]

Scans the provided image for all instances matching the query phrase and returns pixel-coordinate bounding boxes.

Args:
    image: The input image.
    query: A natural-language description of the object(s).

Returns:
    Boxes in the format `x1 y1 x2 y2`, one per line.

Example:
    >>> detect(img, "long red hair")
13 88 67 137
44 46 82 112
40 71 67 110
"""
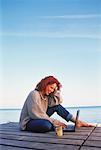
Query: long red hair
35 76 61 92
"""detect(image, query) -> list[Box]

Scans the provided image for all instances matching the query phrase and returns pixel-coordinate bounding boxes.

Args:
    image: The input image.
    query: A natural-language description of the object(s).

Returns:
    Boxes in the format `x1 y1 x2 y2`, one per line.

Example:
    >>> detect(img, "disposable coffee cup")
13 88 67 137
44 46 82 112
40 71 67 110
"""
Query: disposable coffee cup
55 126 63 137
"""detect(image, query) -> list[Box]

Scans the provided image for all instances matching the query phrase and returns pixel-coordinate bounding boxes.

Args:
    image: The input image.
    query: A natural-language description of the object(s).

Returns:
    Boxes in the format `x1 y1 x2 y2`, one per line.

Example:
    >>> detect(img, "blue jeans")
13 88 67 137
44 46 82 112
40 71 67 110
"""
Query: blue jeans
26 104 72 133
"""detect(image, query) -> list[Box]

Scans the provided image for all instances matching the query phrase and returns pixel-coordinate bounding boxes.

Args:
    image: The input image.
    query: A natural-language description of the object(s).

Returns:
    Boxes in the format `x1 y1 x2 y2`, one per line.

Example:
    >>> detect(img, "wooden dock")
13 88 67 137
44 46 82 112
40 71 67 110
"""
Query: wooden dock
0 122 101 150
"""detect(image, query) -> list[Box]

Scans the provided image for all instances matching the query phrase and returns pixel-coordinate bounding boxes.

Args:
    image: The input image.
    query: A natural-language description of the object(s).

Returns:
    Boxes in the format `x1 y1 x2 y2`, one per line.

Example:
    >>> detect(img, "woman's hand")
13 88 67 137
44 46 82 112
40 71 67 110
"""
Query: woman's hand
53 119 67 128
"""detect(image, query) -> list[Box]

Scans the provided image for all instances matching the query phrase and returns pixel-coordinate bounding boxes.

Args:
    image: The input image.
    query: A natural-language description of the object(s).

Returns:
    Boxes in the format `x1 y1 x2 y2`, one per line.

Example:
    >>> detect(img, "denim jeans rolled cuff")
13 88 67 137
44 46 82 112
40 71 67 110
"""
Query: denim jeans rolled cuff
66 113 73 122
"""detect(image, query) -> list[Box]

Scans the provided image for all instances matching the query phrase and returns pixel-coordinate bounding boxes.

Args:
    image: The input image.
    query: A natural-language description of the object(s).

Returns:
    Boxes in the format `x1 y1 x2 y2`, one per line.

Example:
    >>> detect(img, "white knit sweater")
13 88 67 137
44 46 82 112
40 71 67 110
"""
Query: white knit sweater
19 90 62 130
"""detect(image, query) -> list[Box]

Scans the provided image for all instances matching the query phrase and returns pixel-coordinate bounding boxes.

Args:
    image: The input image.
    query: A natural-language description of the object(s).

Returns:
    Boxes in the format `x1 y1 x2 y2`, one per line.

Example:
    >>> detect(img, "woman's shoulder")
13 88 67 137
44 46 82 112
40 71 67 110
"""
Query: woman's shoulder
30 90 40 98
26 90 40 102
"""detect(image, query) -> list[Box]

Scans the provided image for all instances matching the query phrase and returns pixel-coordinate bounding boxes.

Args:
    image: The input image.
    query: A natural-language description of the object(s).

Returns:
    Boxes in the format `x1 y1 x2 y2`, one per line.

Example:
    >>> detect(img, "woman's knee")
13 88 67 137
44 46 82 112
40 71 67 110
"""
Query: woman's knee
26 119 53 133
41 120 53 132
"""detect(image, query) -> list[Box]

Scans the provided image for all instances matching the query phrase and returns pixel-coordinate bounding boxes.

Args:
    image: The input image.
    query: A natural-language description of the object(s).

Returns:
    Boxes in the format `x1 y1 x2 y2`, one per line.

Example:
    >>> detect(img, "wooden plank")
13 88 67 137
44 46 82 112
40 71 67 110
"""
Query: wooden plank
0 139 80 150
84 140 101 148
0 133 84 145
88 135 101 141
0 122 100 150
0 131 88 140
0 145 36 150
0 123 91 131
93 127 101 133
0 124 93 138
87 127 101 141
0 128 92 136
0 122 19 128
0 122 18 126
64 130 93 136
80 146 101 150
91 133 101 137
0 122 95 131
0 122 94 132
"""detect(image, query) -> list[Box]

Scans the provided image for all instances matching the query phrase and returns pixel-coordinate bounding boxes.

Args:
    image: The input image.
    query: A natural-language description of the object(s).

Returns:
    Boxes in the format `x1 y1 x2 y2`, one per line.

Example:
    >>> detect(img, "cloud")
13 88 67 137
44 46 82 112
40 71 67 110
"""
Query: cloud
0 31 101 39
41 14 101 19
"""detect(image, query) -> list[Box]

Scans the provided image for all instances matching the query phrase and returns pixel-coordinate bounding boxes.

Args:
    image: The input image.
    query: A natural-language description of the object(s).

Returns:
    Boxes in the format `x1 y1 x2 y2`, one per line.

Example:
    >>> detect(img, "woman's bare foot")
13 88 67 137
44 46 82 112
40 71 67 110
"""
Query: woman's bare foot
77 120 95 127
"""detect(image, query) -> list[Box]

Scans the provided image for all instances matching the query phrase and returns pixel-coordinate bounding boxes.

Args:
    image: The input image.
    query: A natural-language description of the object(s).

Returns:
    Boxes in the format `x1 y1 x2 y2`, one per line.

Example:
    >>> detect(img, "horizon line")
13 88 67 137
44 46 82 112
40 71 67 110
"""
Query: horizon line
0 105 101 110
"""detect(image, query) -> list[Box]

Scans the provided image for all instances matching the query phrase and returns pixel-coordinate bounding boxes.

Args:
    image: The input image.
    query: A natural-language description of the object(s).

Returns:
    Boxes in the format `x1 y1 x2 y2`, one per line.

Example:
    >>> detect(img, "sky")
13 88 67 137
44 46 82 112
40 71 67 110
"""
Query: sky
0 0 101 108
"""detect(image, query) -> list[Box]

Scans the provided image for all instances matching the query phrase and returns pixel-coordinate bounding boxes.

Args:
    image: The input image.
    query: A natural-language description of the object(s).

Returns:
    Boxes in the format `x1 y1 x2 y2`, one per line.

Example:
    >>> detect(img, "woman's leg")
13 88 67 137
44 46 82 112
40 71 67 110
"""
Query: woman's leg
46 104 73 122
26 119 54 133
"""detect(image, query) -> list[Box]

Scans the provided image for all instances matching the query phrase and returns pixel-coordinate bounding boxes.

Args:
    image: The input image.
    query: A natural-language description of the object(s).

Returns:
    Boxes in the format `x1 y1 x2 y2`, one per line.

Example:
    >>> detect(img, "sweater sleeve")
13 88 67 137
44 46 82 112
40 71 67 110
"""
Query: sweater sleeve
48 91 63 107
26 91 53 123
54 91 63 103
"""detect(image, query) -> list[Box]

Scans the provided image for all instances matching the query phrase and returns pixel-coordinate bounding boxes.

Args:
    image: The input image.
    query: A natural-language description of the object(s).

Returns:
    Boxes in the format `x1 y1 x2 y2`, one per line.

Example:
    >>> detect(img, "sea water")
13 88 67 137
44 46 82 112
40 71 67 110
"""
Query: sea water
0 106 101 124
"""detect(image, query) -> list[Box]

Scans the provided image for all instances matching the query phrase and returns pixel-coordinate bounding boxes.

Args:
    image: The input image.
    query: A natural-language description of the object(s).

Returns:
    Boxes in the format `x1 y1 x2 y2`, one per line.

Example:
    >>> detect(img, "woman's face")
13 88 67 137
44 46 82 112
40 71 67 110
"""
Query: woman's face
45 83 57 95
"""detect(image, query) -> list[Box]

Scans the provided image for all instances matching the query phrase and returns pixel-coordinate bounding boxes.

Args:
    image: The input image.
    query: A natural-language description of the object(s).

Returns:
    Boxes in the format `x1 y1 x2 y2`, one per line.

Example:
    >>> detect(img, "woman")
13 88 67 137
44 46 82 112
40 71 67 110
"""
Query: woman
19 75 93 133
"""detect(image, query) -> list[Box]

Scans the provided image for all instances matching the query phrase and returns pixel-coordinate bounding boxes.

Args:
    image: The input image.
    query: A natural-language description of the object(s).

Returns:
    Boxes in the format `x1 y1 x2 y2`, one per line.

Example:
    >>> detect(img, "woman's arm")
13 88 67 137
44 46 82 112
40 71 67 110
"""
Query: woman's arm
27 91 53 123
